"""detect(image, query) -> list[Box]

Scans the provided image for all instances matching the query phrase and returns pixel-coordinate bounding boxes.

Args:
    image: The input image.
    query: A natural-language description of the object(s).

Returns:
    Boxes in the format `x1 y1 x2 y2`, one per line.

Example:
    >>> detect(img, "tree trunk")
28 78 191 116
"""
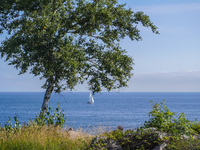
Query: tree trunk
41 82 54 112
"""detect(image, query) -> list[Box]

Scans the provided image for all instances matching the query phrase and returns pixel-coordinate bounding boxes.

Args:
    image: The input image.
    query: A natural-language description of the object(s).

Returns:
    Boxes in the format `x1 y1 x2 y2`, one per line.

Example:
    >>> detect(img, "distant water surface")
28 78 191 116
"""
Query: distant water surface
0 92 200 130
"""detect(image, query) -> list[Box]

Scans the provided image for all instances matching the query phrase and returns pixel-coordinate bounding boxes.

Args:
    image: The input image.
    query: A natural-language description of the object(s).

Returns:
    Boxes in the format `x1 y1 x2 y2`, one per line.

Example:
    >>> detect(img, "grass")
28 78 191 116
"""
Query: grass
0 104 93 150
0 126 92 150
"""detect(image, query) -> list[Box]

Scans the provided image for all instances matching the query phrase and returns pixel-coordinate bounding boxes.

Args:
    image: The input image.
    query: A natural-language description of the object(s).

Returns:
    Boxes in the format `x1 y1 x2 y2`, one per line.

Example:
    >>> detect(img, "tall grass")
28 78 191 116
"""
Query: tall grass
0 126 92 150
0 104 92 150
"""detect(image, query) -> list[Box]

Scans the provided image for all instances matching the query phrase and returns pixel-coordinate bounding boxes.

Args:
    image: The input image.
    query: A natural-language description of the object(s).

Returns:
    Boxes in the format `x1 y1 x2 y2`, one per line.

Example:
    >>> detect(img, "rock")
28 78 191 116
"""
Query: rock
137 127 170 139
154 131 169 139
133 128 170 150
143 127 158 132
90 127 200 150
180 134 189 140
193 134 200 140
90 136 122 150
153 142 168 150
106 139 122 150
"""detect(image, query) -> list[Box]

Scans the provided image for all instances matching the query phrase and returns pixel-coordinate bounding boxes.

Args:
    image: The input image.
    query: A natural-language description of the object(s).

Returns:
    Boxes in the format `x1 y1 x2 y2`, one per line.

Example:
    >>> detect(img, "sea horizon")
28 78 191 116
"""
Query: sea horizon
1 92 200 130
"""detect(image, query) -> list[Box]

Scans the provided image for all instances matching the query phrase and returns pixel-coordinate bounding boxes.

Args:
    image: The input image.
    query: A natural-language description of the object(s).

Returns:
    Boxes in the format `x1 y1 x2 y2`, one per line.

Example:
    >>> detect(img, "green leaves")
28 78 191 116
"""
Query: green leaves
144 101 198 137
4 116 21 133
0 0 159 93
34 103 66 127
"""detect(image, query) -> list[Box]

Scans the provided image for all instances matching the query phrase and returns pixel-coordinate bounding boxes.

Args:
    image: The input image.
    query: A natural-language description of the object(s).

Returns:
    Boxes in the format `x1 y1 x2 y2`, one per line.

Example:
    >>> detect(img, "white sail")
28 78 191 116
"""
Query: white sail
88 93 94 104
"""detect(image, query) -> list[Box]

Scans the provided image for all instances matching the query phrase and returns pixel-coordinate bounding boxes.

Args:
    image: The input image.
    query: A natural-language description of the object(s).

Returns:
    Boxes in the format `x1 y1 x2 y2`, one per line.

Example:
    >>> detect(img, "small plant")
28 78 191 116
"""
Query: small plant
165 138 200 150
33 103 66 128
144 100 176 132
119 128 163 150
191 120 200 134
109 128 125 141
143 100 195 137
4 116 21 132
2 103 66 131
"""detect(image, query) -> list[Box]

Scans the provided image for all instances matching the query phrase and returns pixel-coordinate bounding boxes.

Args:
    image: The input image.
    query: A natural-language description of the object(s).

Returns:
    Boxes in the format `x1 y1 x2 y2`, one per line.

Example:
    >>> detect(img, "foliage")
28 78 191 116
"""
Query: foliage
121 130 162 150
0 0 159 94
97 128 163 150
3 116 20 133
191 120 200 134
107 128 125 141
30 103 66 127
143 100 196 136
165 139 200 150
2 103 66 131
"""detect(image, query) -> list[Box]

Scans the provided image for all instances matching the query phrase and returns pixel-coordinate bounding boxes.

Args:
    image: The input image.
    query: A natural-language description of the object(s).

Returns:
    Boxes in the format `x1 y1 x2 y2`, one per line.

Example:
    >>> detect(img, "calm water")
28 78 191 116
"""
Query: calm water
0 92 200 130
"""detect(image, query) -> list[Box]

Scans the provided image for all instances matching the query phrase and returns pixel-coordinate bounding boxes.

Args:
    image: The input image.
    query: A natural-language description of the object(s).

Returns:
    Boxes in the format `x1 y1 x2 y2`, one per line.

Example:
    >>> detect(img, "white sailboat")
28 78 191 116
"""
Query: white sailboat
88 93 94 104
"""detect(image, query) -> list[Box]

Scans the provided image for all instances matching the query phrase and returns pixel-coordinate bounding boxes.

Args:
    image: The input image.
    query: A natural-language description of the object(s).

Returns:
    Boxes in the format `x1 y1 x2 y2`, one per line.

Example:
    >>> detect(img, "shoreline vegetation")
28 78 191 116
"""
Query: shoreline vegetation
1 101 200 150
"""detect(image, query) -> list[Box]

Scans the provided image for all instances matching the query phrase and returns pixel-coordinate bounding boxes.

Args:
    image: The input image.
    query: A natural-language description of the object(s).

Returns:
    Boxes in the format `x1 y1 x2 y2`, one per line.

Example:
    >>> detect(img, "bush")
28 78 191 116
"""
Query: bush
2 103 66 132
191 120 200 134
32 103 66 128
165 138 200 150
3 116 20 133
143 100 196 136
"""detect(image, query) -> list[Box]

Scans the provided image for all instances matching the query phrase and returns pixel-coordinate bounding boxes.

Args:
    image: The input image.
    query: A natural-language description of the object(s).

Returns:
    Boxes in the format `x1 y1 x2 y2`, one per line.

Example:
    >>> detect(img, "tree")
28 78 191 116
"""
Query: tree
0 0 159 111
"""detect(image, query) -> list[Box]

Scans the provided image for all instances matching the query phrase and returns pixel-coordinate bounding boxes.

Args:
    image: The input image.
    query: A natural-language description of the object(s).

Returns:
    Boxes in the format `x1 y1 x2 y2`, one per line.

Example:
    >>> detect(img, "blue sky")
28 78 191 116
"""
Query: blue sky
0 0 200 92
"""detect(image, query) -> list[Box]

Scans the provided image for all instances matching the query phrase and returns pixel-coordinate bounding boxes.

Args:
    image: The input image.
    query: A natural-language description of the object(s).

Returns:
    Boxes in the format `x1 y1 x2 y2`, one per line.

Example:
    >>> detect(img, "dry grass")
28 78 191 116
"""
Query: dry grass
0 126 93 150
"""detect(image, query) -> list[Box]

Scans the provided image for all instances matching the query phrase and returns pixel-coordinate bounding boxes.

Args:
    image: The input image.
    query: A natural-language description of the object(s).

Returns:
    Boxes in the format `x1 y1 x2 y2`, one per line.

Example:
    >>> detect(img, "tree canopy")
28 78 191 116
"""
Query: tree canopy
0 0 159 110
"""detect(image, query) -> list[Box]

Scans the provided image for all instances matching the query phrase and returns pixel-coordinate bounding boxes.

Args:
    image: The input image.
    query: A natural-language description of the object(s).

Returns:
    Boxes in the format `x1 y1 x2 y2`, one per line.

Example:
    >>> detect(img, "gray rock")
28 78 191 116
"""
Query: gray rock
153 142 168 150
138 128 169 150
143 127 158 132
180 134 189 140
137 128 170 139
106 139 122 150
193 134 200 140
91 136 122 150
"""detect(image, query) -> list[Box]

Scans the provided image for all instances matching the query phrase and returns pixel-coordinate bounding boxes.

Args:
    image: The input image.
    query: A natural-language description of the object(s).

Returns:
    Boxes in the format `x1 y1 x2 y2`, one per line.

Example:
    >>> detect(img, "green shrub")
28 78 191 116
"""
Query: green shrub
165 138 200 150
191 120 200 134
2 103 66 132
121 128 163 150
101 128 163 150
143 100 195 136
31 103 66 128
3 116 20 133
108 129 125 141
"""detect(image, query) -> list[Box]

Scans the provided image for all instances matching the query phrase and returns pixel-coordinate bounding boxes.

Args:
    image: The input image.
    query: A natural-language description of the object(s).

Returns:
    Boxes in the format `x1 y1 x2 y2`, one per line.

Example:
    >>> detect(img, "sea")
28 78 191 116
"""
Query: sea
0 92 200 130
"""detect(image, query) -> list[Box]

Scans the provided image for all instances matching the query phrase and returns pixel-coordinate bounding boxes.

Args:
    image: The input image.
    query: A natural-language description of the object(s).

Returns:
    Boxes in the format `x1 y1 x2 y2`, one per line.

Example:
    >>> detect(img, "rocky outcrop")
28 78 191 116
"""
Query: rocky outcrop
90 128 165 150
89 127 200 150
90 136 122 150
153 142 168 150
